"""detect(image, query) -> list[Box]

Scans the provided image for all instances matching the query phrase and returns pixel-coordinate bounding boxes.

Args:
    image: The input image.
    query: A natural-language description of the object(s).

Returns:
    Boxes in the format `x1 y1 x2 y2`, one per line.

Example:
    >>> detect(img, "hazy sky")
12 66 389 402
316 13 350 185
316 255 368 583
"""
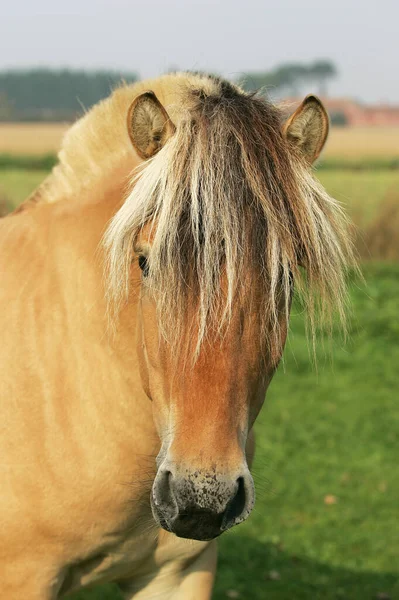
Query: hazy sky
1 0 398 103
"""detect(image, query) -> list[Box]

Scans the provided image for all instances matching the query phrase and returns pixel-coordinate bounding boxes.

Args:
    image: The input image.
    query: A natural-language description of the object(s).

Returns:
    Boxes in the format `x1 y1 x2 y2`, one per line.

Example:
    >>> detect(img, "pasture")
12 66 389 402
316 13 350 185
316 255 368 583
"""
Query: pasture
1 122 399 160
0 122 68 155
1 135 398 598
2 167 399 224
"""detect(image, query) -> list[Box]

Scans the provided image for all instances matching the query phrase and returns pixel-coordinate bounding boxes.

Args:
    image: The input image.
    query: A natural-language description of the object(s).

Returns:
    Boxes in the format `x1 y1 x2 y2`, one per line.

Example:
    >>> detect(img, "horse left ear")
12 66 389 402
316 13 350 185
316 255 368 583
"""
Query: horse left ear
283 95 329 164
127 91 176 159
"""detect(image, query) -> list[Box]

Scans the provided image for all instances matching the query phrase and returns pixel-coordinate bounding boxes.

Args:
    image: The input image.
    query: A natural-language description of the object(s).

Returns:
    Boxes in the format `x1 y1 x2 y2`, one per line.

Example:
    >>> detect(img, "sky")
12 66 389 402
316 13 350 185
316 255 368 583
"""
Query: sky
1 0 398 103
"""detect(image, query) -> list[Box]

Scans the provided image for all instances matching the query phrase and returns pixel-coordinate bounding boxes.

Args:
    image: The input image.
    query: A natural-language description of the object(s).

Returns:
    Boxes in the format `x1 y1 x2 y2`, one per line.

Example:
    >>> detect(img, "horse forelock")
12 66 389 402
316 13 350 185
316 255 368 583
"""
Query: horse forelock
104 73 355 359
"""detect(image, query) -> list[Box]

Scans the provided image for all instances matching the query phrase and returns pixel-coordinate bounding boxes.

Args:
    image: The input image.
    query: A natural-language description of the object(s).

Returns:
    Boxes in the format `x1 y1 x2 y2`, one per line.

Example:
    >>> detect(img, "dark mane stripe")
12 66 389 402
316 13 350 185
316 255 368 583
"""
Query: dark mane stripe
104 72 354 357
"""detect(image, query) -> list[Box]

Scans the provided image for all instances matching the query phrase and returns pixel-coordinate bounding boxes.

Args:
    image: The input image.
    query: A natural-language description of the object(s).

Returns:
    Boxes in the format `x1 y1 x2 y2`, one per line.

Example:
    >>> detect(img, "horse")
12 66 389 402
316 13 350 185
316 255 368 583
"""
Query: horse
0 72 353 599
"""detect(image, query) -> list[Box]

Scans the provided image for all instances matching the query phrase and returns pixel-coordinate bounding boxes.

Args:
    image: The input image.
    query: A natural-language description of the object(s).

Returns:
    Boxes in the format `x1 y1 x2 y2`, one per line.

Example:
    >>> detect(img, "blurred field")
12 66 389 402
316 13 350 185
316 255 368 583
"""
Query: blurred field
0 168 48 210
2 168 399 254
0 122 68 154
325 126 399 158
2 167 399 213
1 122 399 159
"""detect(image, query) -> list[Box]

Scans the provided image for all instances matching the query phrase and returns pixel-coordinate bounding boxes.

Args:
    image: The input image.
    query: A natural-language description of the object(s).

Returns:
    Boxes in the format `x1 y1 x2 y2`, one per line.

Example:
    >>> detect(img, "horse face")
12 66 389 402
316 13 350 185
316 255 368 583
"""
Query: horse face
134 234 288 541
120 88 330 541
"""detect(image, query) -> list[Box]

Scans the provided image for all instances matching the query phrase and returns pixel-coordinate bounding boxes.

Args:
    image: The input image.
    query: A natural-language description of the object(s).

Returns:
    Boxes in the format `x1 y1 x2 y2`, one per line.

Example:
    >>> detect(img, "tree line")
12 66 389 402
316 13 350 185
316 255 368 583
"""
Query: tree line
240 60 337 97
0 61 337 122
0 69 138 121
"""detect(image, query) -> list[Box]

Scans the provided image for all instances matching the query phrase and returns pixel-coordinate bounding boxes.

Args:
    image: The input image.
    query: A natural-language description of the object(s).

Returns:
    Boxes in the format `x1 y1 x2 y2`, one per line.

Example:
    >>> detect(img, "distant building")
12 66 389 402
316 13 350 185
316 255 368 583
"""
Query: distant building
281 97 399 127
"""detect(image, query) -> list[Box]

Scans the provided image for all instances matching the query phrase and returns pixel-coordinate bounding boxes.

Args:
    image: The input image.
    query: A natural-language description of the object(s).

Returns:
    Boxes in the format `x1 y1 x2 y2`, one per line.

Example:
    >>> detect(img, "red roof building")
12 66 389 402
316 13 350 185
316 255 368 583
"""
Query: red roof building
281 98 399 127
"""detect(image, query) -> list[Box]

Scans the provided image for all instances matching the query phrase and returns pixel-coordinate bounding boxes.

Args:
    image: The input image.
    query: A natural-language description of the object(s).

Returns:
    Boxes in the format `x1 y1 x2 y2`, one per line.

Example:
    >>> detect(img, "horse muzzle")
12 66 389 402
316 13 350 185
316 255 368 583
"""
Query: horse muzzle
151 463 255 541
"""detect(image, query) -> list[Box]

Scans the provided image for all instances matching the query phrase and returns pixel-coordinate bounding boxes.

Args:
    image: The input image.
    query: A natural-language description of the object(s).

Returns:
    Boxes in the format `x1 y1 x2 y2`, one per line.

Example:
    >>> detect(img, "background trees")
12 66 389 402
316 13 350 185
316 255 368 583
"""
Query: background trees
0 61 337 122
0 69 137 121
240 59 337 98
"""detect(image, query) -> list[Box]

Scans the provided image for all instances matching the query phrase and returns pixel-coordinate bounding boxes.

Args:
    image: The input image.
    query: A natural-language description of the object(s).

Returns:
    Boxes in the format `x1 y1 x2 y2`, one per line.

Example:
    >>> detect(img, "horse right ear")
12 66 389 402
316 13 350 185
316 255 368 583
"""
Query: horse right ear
283 95 329 164
127 91 176 159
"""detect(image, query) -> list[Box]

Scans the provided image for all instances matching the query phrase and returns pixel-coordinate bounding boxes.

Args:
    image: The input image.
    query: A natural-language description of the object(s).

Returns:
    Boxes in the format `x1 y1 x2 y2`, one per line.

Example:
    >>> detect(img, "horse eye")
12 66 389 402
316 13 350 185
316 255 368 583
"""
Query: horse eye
138 255 149 277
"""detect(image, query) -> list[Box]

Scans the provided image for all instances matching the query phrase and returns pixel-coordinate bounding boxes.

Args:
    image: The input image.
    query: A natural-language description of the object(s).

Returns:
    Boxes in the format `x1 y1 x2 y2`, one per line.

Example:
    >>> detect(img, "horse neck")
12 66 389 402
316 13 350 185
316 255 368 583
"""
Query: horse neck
1 175 159 509
12 170 142 400
45 181 156 449
51 174 139 338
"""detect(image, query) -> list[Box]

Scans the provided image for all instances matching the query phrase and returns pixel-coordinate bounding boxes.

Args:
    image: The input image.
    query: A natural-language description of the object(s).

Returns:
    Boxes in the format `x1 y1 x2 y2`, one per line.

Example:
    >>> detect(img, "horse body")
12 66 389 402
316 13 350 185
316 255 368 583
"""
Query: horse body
0 113 225 599
0 179 212 597
0 72 352 598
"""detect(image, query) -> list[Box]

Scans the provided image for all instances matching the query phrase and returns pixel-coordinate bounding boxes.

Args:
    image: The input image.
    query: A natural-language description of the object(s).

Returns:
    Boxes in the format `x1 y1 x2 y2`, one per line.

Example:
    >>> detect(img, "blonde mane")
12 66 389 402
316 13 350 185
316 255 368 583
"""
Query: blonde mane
21 71 353 357
26 72 223 206
103 73 355 356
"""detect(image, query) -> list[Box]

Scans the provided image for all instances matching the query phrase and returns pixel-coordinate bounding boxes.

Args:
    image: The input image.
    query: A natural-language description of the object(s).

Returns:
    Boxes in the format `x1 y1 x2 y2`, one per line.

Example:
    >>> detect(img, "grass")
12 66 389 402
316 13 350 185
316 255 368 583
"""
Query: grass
317 170 399 225
1 169 398 598
356 190 399 261
317 157 399 171
2 167 399 222
65 264 399 600
214 263 399 599
2 154 399 173
0 168 48 208
0 153 57 170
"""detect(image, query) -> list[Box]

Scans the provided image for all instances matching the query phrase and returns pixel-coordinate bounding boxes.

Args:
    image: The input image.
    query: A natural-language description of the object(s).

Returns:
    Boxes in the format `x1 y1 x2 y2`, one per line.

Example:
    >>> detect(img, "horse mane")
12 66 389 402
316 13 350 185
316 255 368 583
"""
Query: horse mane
16 70 354 357
104 73 355 357
23 72 219 206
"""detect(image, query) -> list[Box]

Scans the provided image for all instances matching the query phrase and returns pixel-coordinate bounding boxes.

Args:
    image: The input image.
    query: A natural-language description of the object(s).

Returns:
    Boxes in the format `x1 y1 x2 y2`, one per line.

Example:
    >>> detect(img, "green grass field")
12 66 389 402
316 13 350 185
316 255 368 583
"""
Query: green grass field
215 263 398 600
0 168 48 210
1 169 398 599
318 170 399 225
2 167 399 221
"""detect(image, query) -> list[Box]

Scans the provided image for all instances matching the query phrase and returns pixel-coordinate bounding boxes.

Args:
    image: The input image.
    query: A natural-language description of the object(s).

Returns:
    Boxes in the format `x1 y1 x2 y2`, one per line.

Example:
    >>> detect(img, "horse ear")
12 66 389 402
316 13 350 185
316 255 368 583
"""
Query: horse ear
283 95 329 164
127 91 176 159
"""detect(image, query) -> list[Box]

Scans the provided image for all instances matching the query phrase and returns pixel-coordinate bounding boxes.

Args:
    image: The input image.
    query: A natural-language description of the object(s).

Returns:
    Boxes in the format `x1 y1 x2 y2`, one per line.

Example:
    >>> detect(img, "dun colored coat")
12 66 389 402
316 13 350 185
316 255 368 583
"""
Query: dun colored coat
0 72 352 599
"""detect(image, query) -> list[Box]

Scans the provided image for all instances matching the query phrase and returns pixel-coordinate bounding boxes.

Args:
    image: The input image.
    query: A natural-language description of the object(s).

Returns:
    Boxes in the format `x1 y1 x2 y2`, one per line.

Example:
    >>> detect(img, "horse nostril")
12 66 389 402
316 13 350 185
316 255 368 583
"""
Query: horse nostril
151 468 182 527
152 467 254 540
222 477 247 529
154 469 173 506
